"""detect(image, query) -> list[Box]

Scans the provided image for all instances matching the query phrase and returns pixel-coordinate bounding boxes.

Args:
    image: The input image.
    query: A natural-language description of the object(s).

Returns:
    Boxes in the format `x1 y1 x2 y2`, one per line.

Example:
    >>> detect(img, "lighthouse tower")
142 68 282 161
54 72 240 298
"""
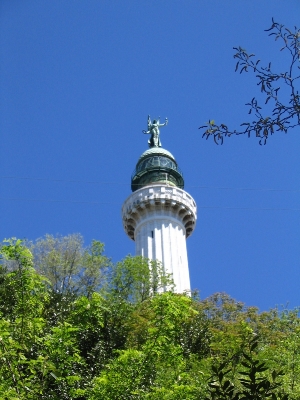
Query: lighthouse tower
121 116 197 293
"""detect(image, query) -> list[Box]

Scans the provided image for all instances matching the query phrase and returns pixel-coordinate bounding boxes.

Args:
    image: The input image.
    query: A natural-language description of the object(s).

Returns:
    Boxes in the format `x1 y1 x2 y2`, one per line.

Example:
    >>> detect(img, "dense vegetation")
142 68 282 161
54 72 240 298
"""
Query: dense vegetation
0 235 299 399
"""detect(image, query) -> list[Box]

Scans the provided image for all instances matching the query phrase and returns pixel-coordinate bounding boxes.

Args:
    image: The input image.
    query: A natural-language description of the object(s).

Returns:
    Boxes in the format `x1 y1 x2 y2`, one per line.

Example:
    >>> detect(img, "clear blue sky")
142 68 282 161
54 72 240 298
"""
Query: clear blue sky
1 0 299 311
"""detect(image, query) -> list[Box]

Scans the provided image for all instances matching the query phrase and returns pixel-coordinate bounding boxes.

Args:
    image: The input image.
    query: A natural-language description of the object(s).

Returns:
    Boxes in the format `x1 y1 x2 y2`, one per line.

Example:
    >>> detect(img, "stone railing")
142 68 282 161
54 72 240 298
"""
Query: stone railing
122 184 197 240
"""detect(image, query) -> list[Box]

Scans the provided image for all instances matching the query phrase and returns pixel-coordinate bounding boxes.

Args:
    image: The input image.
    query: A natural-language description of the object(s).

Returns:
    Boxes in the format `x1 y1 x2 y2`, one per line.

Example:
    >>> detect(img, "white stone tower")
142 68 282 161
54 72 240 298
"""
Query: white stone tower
121 118 197 293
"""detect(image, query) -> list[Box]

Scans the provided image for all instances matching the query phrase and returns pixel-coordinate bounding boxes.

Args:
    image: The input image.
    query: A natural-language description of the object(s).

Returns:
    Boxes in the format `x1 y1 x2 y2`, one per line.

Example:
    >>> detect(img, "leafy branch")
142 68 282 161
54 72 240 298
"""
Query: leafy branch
206 336 289 400
200 19 300 144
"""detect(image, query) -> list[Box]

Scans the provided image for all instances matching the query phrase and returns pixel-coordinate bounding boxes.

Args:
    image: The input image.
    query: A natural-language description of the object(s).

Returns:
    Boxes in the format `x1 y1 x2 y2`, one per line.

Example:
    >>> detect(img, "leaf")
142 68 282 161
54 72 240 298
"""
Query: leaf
256 365 268 373
211 365 218 374
242 352 252 362
219 362 227 370
241 361 251 369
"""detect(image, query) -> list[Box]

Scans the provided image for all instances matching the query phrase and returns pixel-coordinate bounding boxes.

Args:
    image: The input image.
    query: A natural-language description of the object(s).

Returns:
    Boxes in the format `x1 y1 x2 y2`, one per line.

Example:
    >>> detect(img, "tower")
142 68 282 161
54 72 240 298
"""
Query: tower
121 116 197 293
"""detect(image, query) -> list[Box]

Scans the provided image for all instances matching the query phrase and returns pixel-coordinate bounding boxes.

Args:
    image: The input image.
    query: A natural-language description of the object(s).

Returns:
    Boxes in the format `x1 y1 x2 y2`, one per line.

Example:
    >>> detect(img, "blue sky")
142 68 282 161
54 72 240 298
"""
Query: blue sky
1 0 299 311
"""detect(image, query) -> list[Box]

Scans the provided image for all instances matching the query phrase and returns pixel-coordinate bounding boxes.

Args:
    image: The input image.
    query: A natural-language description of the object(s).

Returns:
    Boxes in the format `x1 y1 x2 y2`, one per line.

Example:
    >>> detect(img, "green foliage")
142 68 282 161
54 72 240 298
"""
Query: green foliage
31 234 110 296
0 239 50 398
0 237 298 399
0 239 88 399
109 255 174 303
206 336 288 400
89 349 149 399
42 322 85 399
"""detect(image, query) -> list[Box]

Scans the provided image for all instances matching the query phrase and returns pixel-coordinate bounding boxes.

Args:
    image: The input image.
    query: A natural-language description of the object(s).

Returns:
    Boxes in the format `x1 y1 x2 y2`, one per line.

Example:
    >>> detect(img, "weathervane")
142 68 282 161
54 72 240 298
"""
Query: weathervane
142 115 168 148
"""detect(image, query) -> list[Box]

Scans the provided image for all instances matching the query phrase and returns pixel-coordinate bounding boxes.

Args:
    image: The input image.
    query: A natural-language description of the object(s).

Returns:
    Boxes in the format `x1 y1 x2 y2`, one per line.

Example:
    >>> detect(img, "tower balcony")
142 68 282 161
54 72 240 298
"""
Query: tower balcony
122 184 197 241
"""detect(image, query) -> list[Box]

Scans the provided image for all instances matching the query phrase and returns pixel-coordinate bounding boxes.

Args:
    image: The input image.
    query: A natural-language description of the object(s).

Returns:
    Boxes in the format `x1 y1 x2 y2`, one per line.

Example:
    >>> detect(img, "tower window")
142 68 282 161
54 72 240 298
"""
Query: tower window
151 231 154 238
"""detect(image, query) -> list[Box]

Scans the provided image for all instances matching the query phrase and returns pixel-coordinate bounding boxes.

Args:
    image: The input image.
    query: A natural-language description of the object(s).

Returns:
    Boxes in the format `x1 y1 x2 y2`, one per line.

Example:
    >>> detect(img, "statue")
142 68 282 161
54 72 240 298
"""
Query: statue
142 115 168 148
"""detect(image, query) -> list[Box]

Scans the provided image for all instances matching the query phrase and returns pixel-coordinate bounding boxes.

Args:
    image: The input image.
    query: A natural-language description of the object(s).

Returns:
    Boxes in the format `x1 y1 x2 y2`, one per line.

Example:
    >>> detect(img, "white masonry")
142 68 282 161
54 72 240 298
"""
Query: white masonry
122 184 197 293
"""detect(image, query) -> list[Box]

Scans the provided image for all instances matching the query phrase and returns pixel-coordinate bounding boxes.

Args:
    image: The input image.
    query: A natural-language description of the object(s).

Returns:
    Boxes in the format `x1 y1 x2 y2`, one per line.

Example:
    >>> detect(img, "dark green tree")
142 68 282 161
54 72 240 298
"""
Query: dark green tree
206 336 288 400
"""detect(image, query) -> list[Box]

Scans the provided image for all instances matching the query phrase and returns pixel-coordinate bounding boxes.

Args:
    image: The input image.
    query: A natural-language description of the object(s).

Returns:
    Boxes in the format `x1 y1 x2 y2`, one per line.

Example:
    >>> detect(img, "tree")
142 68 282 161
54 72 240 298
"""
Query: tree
199 19 300 145
0 239 51 398
88 293 204 400
109 256 174 303
30 234 110 297
206 336 288 400
1 237 299 399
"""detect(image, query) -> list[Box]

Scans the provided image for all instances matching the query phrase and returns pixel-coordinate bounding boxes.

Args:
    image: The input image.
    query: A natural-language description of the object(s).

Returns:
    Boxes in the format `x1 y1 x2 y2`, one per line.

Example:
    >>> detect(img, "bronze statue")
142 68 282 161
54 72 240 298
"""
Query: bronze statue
142 115 168 148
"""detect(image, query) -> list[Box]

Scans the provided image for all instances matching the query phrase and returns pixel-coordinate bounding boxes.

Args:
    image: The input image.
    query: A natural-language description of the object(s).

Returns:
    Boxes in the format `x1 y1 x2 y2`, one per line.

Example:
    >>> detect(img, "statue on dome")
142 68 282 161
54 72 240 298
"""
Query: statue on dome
142 115 168 148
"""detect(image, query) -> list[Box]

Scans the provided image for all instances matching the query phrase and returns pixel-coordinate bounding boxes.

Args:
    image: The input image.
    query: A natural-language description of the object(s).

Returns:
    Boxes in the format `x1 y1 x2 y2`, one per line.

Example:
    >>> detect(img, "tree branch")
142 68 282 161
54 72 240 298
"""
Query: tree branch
199 19 300 145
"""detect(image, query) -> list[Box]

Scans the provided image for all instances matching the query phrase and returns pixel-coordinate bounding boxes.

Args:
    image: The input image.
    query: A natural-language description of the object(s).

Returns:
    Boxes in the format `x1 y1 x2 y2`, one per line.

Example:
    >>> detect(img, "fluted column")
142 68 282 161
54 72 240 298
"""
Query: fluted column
121 184 197 293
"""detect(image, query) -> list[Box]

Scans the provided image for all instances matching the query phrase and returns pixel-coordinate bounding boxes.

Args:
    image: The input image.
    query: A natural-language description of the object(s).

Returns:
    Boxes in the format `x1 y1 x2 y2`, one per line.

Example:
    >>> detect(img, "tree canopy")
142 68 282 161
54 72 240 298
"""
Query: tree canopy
1 236 299 399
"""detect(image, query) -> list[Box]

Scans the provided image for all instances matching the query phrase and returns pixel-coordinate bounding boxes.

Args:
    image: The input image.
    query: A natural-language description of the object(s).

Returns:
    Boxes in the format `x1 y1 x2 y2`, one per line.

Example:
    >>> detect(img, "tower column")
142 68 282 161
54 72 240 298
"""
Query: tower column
122 118 197 293
122 184 196 293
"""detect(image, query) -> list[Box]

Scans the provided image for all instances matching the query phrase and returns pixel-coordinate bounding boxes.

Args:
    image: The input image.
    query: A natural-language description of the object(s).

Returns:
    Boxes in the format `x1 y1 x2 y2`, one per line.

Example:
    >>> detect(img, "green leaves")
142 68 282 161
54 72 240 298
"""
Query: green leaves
110 256 174 303
89 349 149 400
31 234 110 297
0 237 298 399
207 336 289 400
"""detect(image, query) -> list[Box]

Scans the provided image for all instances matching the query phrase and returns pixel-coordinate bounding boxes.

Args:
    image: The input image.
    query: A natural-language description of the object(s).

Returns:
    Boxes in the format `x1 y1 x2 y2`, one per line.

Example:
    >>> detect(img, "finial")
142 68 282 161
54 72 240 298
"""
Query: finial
142 115 168 148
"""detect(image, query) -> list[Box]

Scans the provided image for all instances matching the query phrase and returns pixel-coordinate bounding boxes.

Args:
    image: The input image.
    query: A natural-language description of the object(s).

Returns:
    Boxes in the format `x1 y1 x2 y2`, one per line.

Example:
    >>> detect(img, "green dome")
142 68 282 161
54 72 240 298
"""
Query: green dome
131 147 184 192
